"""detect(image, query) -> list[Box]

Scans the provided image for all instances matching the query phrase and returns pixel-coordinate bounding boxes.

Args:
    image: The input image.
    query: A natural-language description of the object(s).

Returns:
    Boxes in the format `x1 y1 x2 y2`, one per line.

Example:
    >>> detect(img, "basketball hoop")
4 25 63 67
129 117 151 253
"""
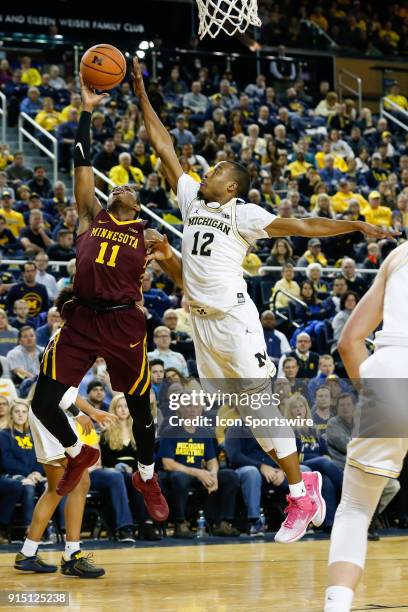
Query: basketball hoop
196 0 262 39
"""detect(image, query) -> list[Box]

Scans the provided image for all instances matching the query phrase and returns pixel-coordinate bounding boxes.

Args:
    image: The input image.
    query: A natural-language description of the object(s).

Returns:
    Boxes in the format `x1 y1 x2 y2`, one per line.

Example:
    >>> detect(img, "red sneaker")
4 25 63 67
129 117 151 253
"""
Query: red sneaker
56 445 100 496
132 472 169 522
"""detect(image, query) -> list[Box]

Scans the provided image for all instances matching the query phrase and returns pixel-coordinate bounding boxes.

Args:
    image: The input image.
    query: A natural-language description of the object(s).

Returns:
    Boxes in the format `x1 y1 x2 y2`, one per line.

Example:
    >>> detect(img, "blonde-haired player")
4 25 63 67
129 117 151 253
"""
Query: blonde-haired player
325 241 408 611
133 56 396 543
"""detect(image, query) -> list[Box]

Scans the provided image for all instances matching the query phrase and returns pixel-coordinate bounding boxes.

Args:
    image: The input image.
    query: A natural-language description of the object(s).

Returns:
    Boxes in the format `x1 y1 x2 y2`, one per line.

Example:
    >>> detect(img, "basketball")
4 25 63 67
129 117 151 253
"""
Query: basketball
80 44 126 90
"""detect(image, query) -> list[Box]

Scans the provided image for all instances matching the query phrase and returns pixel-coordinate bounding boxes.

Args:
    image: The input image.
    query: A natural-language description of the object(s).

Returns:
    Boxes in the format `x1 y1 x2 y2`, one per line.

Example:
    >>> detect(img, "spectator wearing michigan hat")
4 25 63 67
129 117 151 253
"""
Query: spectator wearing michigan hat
362 191 392 228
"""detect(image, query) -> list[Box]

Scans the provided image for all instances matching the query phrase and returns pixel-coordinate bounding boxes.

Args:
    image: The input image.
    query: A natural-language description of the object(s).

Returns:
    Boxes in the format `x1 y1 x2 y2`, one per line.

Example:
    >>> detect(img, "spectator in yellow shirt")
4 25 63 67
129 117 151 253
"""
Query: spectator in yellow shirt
0 192 25 238
310 6 328 31
362 191 392 228
315 141 348 173
35 98 61 133
379 22 400 49
384 82 408 112
331 178 368 214
60 93 82 123
271 263 301 309
242 248 262 276
20 56 42 87
397 192 408 227
179 157 201 183
298 238 328 267
288 152 312 178
108 153 145 188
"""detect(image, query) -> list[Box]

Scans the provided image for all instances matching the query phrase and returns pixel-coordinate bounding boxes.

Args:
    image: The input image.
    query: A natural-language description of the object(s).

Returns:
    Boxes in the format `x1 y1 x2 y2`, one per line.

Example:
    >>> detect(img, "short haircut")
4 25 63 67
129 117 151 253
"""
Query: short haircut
58 229 73 240
319 354 334 363
336 392 355 408
23 261 37 272
316 385 330 394
149 359 165 368
18 325 35 340
226 161 250 198
34 166 45 172
283 356 298 367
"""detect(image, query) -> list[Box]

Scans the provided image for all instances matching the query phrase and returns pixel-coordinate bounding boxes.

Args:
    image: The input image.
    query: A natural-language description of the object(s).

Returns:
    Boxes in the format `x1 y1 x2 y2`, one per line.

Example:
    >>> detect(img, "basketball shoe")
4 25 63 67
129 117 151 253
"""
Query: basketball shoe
60 551 105 578
132 472 169 522
56 445 100 496
274 493 317 543
302 471 326 527
14 552 57 573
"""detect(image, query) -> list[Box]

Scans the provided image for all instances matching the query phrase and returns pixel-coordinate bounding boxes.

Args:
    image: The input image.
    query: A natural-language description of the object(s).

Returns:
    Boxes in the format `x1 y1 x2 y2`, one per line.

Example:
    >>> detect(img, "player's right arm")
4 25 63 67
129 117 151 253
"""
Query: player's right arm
145 231 183 288
132 58 183 193
74 75 109 235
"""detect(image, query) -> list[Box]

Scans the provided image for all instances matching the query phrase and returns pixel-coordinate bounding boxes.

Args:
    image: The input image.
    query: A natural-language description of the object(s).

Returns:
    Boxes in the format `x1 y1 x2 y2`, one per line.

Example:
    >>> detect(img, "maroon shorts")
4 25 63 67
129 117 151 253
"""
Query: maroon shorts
41 301 150 396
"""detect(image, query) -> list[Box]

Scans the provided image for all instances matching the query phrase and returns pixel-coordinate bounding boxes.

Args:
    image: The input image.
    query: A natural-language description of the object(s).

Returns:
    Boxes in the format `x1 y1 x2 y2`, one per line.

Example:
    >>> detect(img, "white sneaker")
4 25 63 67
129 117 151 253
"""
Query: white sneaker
274 493 317 543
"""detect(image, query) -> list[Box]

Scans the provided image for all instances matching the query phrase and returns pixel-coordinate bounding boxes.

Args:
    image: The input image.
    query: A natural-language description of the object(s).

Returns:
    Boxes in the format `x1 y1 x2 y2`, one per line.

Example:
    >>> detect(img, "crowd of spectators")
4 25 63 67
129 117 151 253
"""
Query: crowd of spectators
0 49 407 544
258 1 408 56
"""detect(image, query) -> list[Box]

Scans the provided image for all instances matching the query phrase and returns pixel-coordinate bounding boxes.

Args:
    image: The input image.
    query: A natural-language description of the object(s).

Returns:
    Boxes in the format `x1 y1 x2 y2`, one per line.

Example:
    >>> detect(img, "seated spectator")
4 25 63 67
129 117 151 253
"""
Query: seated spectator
270 263 301 310
181 143 209 177
108 152 144 187
0 213 19 254
340 258 367 297
87 380 110 414
7 326 41 383
139 172 170 210
35 307 61 348
287 189 310 218
331 178 368 215
0 171 15 200
6 262 49 318
20 209 54 256
0 399 46 531
178 156 201 183
147 326 189 377
298 238 328 267
260 310 291 365
142 270 172 319
288 151 311 178
0 396 10 428
34 252 58 302
225 422 288 535
315 141 348 173
183 81 209 117
0 361 17 400
277 332 319 379
284 393 343 530
281 356 308 395
162 309 194 359
131 141 154 176
47 229 76 261
319 154 344 193
45 180 71 211
305 263 330 298
331 291 359 355
265 238 294 267
56 108 79 172
0 192 25 238
34 97 61 134
308 354 342 404
9 299 37 332
159 396 240 538
150 359 165 399
170 115 196 147
20 56 42 87
27 167 51 199
56 260 75 292
0 310 18 358
48 64 66 90
100 394 161 540
323 275 348 315
242 247 262 276
290 281 332 353
60 93 82 123
51 206 78 241
91 112 113 145
78 357 115 404
20 87 42 118
362 242 381 270
363 190 392 228
329 129 354 160
311 384 335 436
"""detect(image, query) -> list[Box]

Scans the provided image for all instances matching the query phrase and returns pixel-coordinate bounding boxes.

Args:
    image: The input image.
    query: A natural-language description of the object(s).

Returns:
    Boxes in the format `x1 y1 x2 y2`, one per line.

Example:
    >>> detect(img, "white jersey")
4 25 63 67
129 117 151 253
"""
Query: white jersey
177 174 276 315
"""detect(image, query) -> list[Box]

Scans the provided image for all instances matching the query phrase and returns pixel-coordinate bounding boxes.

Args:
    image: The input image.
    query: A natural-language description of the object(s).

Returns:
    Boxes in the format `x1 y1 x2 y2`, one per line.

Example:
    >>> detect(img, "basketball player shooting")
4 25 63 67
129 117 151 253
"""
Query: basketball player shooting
324 242 408 611
29 74 168 523
133 57 395 543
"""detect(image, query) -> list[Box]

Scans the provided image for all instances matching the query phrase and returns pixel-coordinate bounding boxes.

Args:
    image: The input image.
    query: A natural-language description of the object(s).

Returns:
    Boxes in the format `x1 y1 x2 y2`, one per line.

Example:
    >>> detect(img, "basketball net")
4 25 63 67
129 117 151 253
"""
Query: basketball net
196 0 262 39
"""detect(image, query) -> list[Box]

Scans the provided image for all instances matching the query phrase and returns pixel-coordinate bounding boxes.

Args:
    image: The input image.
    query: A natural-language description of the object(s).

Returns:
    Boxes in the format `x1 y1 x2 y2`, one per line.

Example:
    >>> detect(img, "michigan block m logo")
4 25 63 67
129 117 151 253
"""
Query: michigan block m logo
92 56 103 66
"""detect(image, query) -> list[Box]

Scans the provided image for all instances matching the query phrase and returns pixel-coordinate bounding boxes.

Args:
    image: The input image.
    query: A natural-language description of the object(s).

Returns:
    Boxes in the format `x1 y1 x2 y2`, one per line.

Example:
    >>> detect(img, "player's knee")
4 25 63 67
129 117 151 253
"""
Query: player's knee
76 472 91 496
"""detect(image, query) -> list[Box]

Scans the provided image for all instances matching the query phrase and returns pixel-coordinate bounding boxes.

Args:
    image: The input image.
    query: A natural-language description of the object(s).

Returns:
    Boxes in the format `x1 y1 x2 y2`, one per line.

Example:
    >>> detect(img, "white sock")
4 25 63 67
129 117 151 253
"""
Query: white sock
63 541 81 561
289 481 306 498
21 538 39 558
138 462 154 482
66 439 83 458
324 586 354 612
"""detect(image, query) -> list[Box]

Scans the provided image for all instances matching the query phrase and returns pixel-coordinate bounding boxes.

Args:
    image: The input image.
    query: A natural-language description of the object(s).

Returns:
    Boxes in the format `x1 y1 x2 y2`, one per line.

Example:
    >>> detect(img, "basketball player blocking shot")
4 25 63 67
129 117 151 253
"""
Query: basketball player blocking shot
325 241 408 612
29 75 168 523
132 57 396 543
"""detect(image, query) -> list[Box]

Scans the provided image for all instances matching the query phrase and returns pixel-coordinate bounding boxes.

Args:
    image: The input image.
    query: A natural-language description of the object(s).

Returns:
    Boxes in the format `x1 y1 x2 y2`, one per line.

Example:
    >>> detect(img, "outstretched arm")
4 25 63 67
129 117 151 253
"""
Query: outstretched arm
132 58 183 193
144 230 183 288
265 217 398 241
74 75 109 234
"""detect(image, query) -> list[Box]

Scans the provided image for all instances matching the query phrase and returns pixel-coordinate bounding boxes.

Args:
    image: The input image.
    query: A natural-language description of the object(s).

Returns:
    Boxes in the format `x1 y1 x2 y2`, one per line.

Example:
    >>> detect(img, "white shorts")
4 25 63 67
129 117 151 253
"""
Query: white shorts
190 300 276 380
29 387 79 466
347 345 408 479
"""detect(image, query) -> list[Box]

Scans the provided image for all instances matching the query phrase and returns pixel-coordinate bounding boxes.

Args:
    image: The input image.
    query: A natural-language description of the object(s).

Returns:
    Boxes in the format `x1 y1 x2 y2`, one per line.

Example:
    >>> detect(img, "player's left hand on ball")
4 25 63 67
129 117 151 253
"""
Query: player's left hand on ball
146 234 172 262
77 414 94 435
79 73 110 109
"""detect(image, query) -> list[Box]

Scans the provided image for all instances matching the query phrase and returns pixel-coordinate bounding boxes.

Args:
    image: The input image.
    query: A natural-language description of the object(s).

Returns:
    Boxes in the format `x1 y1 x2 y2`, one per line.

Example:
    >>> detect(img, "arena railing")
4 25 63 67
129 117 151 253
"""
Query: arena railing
0 92 6 145
258 266 378 276
18 113 58 184
380 97 408 133
1 259 69 273
270 289 304 328
338 69 363 115
92 167 184 242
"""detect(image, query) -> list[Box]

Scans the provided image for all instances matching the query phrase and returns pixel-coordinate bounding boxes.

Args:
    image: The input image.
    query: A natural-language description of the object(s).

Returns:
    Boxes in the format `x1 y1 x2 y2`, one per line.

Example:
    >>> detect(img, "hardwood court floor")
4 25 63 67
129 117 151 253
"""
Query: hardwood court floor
1 538 407 611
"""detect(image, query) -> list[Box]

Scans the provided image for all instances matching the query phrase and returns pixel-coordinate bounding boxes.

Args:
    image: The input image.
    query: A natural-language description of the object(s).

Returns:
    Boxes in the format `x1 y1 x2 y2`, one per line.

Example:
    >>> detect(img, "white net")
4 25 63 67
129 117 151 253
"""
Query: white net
196 0 262 39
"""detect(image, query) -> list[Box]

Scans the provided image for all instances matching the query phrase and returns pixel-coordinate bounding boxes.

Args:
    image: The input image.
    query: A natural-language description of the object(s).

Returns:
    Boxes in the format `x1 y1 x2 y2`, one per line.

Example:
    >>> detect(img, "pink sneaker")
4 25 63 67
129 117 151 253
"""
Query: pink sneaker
302 471 326 527
274 494 317 543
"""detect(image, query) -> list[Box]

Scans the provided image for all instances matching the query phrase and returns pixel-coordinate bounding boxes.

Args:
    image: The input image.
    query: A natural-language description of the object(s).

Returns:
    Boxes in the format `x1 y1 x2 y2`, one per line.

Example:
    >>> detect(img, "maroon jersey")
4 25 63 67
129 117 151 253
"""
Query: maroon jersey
74 209 147 303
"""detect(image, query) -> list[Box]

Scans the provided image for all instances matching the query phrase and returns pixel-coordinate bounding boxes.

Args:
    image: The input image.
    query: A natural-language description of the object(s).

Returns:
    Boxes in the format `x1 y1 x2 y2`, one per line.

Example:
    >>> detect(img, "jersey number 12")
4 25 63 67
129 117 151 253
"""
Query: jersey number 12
191 231 214 257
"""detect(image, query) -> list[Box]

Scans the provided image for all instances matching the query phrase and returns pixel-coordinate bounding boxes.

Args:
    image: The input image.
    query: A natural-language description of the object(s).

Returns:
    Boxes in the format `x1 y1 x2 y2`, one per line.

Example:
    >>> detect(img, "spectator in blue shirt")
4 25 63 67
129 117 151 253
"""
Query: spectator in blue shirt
261 310 291 366
170 115 196 147
308 354 348 404
142 270 172 319
159 396 240 538
20 87 42 118
35 307 61 349
319 154 344 194
6 261 49 318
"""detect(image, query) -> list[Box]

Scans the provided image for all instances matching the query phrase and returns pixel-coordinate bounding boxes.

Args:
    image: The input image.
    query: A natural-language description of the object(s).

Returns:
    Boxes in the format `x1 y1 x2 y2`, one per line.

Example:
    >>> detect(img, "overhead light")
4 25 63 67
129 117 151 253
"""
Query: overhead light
149 41 154 48
124 51 130 58
136 50 145 59
139 41 149 50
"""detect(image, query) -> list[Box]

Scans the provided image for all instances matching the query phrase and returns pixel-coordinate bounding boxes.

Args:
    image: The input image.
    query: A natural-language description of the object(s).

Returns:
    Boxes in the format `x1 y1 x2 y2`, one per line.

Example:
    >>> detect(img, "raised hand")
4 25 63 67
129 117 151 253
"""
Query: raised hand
145 233 172 262
131 57 146 97
79 73 110 112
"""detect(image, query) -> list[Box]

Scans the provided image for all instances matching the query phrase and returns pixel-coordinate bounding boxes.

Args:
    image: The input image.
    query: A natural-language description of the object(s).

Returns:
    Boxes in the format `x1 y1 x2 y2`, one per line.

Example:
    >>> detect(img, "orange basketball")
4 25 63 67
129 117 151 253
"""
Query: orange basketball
80 44 126 91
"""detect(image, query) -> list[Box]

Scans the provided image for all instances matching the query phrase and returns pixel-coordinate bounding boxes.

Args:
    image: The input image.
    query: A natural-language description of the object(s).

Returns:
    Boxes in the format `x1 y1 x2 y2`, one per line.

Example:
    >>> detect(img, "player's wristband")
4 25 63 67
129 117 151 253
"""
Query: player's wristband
66 404 80 417
74 111 92 167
